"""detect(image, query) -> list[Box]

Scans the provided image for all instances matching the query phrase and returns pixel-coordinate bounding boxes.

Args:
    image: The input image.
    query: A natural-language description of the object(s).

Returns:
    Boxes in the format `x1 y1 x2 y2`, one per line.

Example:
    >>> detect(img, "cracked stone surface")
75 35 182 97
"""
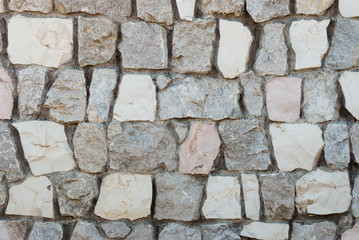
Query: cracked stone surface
137 0 173 25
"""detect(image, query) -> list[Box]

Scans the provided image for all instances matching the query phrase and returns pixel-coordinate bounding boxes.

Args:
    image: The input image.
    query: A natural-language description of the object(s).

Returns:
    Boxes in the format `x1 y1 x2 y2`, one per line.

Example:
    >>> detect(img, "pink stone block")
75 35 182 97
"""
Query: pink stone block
179 122 221 175
342 222 359 240
0 69 13 119
266 76 302 122
0 220 26 240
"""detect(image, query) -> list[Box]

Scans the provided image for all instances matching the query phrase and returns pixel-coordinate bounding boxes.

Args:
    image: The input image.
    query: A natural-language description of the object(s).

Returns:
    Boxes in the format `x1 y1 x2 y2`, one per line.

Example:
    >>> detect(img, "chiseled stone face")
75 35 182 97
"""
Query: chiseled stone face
137 0 173 25
176 0 196 21
7 16 73 68
339 0 359 18
292 221 337 240
0 221 27 240
242 174 260 220
296 0 334 15
6 176 54 218
339 71 359 120
241 222 289 240
8 0 53 13
246 0 290 22
202 0 244 16
94 173 152 221
0 69 13 120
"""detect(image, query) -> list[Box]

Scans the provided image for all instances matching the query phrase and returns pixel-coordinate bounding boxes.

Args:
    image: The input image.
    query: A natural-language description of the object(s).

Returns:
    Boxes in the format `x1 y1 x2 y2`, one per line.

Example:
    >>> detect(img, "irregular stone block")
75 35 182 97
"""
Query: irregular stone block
7 16 73 68
270 123 324 171
71 221 104 240
0 0 5 12
176 0 196 21
0 221 27 240
13 121 75 176
0 69 13 120
240 71 263 116
241 222 289 240
137 0 173 25
351 174 359 217
266 77 302 122
290 19 330 70
119 21 167 70
78 16 117 67
339 0 359 18
156 75 171 90
87 68 117 123
159 75 240 120
218 19 253 79
0 124 22 177
6 176 53 218
95 173 152 220
296 0 334 15
159 223 201 240
342 222 359 240
28 222 63 240
339 71 359 120
296 169 352 215
246 0 290 22
126 224 155 240
172 19 216 73
242 173 260 220
254 23 288 76
9 0 52 13
218 119 271 171
101 222 131 239
172 120 189 143
350 123 359 164
292 221 337 240
0 176 7 212
201 223 241 240
17 66 48 120
154 172 204 221
55 0 132 22
179 122 221 175
44 69 86 124
202 0 244 16
202 176 242 219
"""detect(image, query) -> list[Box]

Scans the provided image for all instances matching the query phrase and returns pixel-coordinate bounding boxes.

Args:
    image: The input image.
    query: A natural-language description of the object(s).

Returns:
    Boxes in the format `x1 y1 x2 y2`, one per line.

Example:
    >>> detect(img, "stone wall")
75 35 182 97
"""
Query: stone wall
0 0 359 239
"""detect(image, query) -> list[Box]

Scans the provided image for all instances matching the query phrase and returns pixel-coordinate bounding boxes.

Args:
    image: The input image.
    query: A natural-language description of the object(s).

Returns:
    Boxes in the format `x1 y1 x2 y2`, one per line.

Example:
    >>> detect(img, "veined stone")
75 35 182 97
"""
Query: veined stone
246 0 290 22
296 169 352 215
350 123 359 164
28 222 63 240
127 224 155 240
176 0 196 21
202 176 242 219
179 122 221 175
339 71 359 120
217 19 252 79
266 77 302 123
0 221 27 240
270 123 324 171
202 0 244 16
6 176 53 218
13 121 75 176
113 74 156 122
242 174 260 220
0 69 13 120
159 223 201 240
296 0 334 15
241 222 289 240
137 0 173 25
342 222 359 240
292 221 337 240
0 124 22 176
71 221 104 240
339 0 359 18
7 16 73 68
9 0 52 13
290 19 330 70
351 174 359 217
201 223 241 240
94 173 152 220
101 222 131 239
240 71 264 116
156 75 171 90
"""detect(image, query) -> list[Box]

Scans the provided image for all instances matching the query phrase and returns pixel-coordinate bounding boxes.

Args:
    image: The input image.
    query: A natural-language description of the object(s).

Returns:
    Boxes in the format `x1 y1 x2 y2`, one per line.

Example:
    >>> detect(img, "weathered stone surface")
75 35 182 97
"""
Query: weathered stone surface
126 224 154 240
339 71 359 120
241 222 289 240
6 176 53 218
176 0 196 21
101 222 131 239
159 223 201 240
0 69 13 120
246 0 290 22
172 19 216 73
0 221 27 240
95 173 152 220
202 176 242 219
255 23 288 76
156 75 171 90
7 16 73 68
342 222 359 240
45 69 86 124
108 122 177 172
71 221 104 240
113 74 156 122
270 123 324 171
296 169 352 215
339 0 359 18
324 123 350 169
292 221 337 240
297 0 334 15
326 18 359 70
55 0 132 22
351 174 359 217
240 71 263 116
266 77 302 122
218 19 253 79
13 121 75 175
260 172 295 220
9 0 52 13
78 16 117 67
302 69 339 123
54 171 98 218
28 222 63 240
290 19 329 70
17 66 47 120
242 173 260 220
159 75 240 120
87 68 117 123
154 172 204 221
172 120 189 143
338 214 354 234
0 0 5 12
202 0 244 16
137 0 173 25
179 122 221 175
350 123 359 164
219 119 271 171
0 124 22 176
0 176 7 212
201 223 241 240
119 21 167 70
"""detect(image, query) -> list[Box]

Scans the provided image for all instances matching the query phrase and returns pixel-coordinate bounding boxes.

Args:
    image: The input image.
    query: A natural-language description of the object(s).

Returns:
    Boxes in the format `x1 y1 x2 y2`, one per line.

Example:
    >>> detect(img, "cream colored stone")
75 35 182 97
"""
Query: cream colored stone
0 69 14 120
6 176 53 218
297 0 334 15
270 123 324 171
339 71 359 120
94 173 152 221
176 0 196 21
242 174 260 220
290 19 330 70
13 121 75 176
241 222 289 240
296 169 352 215
7 16 73 68
202 176 241 219
339 0 359 18
218 19 253 79
113 74 156 122
0 0 5 12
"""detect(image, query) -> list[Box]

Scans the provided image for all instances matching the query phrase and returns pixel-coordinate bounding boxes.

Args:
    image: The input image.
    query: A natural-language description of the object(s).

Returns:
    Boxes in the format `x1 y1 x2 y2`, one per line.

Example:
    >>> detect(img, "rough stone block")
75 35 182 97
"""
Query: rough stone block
0 69 14 120
296 0 334 15
159 223 201 240
246 0 290 22
137 0 173 25
202 0 244 16
9 0 52 13
292 221 337 240
28 222 63 240
242 173 260 220
241 222 289 240
240 71 264 116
